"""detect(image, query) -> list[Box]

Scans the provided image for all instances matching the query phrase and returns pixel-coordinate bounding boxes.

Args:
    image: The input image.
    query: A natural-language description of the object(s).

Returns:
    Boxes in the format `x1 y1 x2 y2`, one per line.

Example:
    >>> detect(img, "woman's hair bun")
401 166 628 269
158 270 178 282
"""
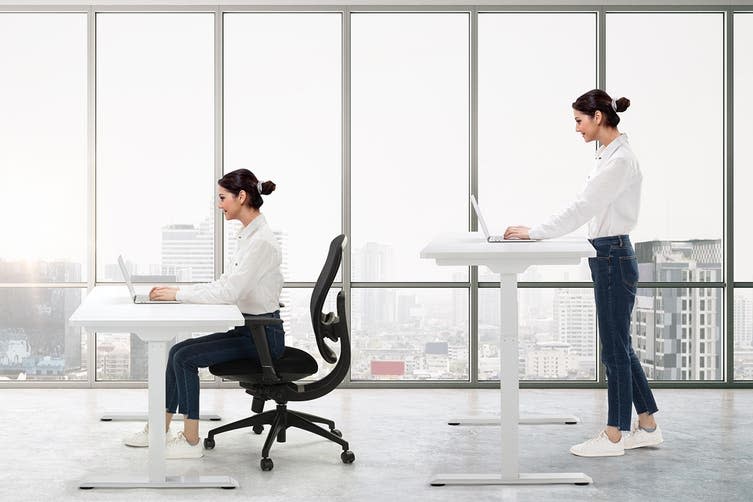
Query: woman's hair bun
260 180 276 195
615 97 631 113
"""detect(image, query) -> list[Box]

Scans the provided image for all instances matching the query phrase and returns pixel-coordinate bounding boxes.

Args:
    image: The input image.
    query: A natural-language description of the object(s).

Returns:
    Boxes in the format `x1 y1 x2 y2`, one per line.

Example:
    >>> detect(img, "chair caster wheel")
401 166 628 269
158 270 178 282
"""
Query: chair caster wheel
203 438 215 450
341 450 355 464
331 428 342 438
261 458 274 471
253 425 264 435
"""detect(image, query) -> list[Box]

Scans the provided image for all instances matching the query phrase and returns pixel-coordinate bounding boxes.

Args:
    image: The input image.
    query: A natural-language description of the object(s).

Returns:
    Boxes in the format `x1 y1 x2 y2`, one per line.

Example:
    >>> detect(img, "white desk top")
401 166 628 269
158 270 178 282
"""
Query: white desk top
68 286 244 332
420 232 595 274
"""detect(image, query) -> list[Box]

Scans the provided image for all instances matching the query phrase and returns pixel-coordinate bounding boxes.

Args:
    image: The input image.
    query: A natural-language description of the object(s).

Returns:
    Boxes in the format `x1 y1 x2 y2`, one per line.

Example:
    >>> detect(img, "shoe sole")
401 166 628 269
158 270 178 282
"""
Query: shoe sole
123 443 148 447
624 439 663 450
570 448 625 457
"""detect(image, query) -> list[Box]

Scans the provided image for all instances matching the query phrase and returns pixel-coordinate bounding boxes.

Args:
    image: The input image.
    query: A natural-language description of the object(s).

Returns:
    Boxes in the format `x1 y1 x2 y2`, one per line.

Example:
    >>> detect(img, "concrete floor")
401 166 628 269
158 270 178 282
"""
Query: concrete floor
0 387 750 502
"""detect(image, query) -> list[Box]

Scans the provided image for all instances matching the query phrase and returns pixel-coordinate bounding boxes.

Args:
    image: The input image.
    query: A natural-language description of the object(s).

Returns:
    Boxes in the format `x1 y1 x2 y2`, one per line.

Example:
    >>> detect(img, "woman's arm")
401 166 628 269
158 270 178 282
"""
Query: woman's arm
174 240 278 304
527 157 637 240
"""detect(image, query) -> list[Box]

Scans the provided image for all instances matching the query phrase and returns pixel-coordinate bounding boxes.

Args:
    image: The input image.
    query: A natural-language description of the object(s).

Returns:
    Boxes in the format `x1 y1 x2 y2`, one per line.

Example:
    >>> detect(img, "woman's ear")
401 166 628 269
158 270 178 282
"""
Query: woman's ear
594 110 602 126
238 190 246 204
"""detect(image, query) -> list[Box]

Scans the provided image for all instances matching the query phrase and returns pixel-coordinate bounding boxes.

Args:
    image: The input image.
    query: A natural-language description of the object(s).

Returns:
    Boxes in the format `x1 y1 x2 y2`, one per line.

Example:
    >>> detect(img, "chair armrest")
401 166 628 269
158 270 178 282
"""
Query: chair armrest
243 315 283 383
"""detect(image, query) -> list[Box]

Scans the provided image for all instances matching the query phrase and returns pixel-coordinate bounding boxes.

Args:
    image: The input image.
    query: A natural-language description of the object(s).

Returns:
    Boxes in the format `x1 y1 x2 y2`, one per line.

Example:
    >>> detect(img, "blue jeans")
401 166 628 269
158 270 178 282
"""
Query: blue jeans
165 311 285 420
589 235 658 431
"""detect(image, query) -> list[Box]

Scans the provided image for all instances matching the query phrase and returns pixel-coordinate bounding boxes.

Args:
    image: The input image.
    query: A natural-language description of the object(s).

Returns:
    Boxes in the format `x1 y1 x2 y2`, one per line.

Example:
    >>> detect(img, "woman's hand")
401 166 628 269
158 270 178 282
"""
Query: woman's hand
149 286 178 301
503 226 531 240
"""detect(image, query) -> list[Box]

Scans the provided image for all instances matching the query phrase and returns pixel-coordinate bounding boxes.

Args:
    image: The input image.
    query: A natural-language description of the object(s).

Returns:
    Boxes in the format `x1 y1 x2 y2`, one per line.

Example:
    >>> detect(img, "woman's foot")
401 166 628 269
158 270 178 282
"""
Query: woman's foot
123 423 172 447
570 430 625 457
165 431 204 459
623 420 664 450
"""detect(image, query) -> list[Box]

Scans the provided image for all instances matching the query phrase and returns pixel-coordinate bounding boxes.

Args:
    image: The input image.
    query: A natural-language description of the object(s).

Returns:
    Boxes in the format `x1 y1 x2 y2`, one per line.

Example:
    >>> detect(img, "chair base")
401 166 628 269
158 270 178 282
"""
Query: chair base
207 403 350 463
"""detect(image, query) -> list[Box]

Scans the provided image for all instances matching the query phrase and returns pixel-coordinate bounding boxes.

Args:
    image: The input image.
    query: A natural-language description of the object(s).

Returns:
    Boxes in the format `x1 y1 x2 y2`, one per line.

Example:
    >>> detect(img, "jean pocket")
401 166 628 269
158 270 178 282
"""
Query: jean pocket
619 256 638 291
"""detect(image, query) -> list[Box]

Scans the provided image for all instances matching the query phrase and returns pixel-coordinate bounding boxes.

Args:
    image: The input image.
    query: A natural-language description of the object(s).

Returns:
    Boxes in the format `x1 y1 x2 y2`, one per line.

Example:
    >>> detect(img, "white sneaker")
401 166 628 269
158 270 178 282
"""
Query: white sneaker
165 431 203 459
570 430 625 457
123 423 172 448
623 421 664 450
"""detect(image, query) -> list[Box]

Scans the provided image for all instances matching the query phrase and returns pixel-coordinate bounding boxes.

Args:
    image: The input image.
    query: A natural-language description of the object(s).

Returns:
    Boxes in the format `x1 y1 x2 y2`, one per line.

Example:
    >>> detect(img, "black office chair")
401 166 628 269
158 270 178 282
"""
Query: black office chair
204 234 354 471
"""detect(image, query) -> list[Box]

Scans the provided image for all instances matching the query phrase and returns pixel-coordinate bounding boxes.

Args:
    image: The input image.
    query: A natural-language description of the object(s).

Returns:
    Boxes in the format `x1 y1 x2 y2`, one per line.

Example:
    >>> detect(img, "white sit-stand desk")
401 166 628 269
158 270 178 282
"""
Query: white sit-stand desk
421 232 594 486
69 286 244 490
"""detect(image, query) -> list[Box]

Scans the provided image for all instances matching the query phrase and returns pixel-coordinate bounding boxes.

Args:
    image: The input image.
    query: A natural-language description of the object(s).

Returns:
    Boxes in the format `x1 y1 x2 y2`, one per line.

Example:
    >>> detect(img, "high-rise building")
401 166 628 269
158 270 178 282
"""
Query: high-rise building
734 294 753 348
525 341 576 379
633 240 722 381
161 222 213 282
354 243 396 326
554 288 596 360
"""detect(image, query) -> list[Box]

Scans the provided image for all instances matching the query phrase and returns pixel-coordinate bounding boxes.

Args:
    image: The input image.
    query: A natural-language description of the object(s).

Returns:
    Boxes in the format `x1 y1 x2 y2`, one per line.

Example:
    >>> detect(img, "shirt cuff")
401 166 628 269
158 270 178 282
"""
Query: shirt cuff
175 287 190 303
528 226 543 240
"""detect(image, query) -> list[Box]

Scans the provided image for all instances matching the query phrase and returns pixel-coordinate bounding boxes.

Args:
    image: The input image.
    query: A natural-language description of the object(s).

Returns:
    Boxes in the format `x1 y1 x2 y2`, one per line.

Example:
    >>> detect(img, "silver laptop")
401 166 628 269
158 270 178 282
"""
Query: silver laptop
470 195 538 243
117 255 180 304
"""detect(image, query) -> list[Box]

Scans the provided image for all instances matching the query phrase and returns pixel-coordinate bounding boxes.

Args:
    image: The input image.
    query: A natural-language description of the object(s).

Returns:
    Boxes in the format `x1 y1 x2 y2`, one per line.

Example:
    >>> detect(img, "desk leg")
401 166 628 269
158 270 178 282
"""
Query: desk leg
430 274 591 487
499 273 519 479
147 340 167 482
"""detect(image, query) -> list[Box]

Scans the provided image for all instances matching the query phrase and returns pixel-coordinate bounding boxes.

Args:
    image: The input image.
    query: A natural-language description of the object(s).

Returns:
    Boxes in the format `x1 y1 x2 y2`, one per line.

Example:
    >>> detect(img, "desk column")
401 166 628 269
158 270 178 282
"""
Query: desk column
499 273 519 480
147 335 168 482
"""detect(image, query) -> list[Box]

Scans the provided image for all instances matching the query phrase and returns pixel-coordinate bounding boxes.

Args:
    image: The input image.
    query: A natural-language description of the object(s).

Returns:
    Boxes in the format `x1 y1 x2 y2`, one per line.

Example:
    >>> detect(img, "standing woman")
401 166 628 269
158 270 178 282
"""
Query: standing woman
504 89 664 457
123 168 285 459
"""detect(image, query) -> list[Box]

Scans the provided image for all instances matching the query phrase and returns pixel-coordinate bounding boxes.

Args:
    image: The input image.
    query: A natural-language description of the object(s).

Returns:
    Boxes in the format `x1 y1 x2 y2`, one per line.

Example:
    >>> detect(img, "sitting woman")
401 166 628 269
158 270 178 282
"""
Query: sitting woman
123 168 284 459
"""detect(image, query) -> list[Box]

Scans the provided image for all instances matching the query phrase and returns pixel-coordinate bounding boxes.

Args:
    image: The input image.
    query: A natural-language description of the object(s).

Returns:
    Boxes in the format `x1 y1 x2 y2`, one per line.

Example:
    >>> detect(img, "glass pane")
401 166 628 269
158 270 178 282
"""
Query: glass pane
351 13 469 282
351 288 469 381
96 332 214 382
635 287 723 381
734 14 753 281
0 288 86 381
734 289 753 380
478 288 597 381
0 14 87 282
224 13 341 282
607 13 723 273
478 13 596 282
96 13 215 282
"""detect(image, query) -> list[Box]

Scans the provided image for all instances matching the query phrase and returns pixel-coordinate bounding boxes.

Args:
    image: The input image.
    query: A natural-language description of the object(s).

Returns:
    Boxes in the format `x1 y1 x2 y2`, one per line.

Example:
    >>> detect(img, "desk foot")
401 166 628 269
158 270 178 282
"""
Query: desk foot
79 475 238 489
429 472 592 486
448 415 580 426
100 412 222 422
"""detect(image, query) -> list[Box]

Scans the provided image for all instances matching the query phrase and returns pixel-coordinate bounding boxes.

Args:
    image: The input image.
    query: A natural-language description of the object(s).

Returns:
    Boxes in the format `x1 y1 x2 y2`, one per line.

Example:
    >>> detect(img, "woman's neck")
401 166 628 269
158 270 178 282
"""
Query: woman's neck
239 209 261 228
598 128 621 148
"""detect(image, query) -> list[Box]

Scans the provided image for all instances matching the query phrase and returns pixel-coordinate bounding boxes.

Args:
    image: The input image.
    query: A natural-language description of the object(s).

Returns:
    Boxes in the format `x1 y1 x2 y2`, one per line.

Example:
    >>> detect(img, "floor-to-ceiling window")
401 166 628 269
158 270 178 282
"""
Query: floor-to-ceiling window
734 12 753 381
606 12 725 381
350 12 470 381
224 12 342 379
95 12 214 380
477 12 597 381
0 13 88 382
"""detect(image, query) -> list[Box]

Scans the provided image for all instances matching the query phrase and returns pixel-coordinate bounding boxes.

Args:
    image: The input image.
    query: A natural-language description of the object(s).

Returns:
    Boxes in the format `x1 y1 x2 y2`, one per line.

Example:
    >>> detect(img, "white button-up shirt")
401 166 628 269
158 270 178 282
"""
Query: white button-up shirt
176 214 283 315
529 134 642 240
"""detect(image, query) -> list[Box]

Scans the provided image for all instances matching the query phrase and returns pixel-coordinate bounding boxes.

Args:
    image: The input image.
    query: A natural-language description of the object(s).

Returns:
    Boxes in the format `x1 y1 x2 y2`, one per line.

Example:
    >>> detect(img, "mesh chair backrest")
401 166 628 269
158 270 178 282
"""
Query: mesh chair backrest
310 234 346 363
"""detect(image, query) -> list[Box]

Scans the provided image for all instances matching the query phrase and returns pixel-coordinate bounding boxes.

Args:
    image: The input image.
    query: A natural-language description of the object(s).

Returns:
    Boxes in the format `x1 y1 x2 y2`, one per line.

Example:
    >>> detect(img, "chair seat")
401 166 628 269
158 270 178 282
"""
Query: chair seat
209 346 318 383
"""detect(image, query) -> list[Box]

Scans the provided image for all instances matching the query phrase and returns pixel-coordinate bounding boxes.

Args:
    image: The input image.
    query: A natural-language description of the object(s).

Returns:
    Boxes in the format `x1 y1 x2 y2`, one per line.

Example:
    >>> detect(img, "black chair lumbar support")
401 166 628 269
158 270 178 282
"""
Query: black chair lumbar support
205 234 354 472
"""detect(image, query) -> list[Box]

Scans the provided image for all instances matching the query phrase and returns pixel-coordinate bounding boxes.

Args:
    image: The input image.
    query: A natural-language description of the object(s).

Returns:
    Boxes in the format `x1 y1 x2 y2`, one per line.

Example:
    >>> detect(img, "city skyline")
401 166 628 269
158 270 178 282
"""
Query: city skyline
2 235 750 382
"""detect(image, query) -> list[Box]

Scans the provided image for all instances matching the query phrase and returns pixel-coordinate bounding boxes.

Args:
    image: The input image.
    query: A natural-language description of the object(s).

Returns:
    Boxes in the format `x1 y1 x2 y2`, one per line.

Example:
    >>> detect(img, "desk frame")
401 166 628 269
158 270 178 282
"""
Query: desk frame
422 235 593 487
70 288 241 490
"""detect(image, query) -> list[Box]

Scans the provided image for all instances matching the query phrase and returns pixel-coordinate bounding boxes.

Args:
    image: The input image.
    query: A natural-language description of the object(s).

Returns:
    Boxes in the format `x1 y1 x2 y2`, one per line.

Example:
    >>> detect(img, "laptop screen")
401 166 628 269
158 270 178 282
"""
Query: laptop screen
117 255 137 299
470 195 491 239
